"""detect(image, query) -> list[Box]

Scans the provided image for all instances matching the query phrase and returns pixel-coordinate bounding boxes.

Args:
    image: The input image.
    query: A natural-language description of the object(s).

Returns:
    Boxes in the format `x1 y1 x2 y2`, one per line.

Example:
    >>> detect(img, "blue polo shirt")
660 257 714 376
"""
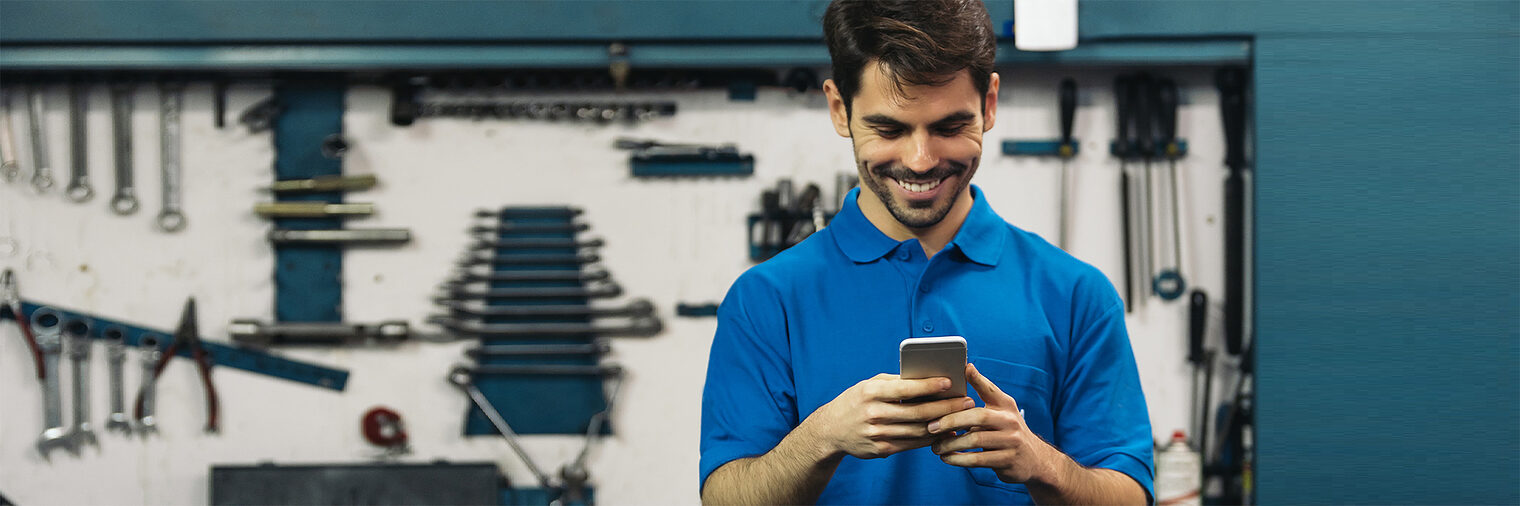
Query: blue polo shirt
700 185 1154 504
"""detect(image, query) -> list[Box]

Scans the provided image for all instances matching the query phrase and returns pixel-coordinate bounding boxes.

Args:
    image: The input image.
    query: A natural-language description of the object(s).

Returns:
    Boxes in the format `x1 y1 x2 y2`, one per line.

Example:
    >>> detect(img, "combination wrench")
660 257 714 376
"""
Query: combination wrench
102 326 133 433
448 366 556 492
66 82 93 202
157 81 186 232
32 308 76 458
109 83 139 215
134 334 164 434
63 318 98 449
1 89 19 182
26 84 54 193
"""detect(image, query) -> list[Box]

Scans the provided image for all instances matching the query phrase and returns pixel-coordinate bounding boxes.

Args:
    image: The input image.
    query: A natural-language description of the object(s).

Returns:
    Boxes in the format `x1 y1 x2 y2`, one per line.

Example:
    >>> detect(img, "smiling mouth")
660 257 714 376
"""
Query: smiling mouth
892 176 946 194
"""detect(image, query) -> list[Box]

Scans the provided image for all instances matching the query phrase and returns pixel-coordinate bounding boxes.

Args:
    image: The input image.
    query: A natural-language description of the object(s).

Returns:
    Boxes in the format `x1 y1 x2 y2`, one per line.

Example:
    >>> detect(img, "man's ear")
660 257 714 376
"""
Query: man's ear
823 79 852 138
983 72 1000 132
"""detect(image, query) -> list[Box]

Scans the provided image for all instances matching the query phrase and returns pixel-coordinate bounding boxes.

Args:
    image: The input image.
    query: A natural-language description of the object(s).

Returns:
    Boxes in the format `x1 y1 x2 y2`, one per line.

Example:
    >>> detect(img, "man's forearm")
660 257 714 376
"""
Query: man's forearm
1027 454 1148 506
701 419 844 505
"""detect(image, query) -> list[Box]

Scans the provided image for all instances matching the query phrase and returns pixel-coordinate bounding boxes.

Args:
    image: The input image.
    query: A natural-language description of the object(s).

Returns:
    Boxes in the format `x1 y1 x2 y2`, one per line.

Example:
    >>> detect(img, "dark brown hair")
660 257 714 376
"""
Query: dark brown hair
823 0 997 114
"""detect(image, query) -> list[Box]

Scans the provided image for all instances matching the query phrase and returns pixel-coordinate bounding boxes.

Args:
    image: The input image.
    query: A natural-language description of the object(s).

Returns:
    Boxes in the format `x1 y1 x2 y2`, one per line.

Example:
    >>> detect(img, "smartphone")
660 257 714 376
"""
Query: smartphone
899 336 967 401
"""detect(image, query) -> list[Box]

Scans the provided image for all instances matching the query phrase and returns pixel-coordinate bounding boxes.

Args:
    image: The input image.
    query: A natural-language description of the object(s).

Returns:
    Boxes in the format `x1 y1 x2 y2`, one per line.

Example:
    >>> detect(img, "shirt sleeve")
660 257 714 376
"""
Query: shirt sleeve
699 271 798 493
1056 274 1157 503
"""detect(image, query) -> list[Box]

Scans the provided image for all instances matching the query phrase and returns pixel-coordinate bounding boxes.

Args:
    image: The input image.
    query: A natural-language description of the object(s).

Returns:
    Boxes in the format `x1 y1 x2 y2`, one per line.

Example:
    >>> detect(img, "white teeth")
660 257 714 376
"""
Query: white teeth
895 178 942 193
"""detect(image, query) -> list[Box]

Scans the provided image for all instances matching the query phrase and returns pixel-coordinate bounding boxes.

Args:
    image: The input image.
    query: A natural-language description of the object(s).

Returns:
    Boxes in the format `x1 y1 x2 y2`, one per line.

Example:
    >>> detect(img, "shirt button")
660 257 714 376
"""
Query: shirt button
922 321 934 332
919 284 930 293
898 251 911 261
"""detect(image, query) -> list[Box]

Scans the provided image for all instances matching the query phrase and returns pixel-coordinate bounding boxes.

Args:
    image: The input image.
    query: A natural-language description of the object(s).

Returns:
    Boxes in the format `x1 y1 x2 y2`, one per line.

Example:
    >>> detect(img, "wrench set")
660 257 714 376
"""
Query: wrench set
430 207 659 502
0 81 190 232
24 308 135 459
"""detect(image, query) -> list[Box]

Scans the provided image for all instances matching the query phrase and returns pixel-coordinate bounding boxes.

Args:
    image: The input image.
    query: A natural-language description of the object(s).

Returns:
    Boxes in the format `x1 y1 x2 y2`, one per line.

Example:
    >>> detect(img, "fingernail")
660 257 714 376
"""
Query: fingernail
927 421 940 433
939 378 951 390
963 398 975 409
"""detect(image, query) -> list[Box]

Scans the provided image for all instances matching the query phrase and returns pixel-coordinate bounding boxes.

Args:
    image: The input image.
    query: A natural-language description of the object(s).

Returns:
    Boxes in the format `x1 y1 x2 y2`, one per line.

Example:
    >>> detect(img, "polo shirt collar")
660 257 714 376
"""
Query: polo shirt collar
831 187 901 263
948 185 1005 266
830 185 1004 266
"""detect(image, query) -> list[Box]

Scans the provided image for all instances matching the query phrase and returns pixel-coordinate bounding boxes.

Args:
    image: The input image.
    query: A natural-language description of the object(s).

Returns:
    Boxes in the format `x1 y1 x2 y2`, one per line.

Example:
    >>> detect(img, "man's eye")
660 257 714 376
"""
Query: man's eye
936 125 967 136
874 128 904 138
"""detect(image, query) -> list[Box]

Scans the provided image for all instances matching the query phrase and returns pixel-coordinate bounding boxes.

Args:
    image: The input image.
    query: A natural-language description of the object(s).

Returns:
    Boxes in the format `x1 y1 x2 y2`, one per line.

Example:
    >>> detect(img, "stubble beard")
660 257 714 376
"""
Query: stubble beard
857 157 974 230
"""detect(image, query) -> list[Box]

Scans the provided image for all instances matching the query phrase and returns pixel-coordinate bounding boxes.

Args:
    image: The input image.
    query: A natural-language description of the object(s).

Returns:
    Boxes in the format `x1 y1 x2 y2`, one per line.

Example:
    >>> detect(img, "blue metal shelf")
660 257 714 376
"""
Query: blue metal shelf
0 40 1248 71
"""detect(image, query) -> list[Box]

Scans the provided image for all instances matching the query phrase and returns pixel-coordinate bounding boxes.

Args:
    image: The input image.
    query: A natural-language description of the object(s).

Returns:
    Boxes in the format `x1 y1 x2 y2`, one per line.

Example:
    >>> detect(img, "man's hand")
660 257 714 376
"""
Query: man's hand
928 363 1064 485
801 373 976 459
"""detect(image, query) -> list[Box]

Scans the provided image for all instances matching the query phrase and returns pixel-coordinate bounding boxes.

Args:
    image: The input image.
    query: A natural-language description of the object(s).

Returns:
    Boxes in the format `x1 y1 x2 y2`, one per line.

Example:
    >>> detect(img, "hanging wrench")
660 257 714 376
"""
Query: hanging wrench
63 318 98 449
447 365 556 493
1 88 20 182
102 326 133 433
32 308 76 458
133 334 164 435
109 82 139 215
156 81 186 232
26 84 54 193
66 82 93 202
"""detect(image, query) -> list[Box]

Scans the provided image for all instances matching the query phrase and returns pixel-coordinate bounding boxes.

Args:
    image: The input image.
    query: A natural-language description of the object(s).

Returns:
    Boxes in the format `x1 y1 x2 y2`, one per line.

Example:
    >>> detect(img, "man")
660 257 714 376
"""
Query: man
699 0 1153 504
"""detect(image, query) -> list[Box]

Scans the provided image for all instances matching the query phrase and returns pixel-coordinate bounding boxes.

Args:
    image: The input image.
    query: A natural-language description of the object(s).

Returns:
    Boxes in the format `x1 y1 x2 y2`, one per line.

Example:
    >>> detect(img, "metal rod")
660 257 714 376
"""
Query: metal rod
268 228 412 245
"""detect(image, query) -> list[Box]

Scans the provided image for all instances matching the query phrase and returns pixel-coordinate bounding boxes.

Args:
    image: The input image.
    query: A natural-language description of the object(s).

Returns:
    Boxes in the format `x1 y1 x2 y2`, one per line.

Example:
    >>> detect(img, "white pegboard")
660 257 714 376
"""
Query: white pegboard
0 67 1239 505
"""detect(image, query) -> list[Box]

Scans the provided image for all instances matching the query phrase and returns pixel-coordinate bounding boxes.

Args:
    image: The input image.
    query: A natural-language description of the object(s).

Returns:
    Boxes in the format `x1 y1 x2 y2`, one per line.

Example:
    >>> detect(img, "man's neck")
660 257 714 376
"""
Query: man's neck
857 187 975 258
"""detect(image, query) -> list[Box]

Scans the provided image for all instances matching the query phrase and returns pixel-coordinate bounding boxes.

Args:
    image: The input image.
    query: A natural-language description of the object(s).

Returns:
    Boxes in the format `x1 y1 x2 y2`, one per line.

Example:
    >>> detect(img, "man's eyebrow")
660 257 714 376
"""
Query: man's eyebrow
859 111 977 128
860 114 906 127
930 111 977 127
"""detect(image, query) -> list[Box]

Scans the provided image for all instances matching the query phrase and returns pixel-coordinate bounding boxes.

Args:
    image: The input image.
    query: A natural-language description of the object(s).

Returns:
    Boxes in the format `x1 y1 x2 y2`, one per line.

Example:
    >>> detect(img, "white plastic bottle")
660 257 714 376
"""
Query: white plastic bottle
1155 430 1202 506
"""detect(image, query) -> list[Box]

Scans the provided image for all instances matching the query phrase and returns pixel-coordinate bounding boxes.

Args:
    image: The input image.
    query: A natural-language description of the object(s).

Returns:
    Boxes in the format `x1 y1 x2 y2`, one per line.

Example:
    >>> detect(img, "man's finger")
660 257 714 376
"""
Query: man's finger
867 376 951 401
966 363 1018 411
938 449 1000 468
927 407 994 435
930 430 1008 455
867 396 975 424
864 422 935 441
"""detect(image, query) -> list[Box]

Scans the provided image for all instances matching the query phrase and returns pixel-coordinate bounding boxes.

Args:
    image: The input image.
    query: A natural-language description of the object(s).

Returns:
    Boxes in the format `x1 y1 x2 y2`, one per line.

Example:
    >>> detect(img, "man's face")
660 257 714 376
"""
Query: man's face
827 61 998 230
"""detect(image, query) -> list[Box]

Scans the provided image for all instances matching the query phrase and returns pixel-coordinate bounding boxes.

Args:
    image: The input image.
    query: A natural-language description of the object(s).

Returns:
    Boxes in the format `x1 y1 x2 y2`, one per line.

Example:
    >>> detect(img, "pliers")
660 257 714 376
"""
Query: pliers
0 269 45 380
139 297 220 433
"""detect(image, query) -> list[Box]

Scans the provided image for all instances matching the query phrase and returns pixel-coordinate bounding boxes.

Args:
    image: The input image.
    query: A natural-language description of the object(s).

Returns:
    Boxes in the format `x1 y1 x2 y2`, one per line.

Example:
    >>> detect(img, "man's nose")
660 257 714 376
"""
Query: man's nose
903 131 940 174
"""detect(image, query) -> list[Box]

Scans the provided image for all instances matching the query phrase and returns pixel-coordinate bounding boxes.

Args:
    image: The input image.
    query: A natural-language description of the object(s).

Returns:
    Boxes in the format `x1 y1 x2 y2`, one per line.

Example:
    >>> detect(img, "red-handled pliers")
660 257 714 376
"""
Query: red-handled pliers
1 269 44 380
151 297 219 433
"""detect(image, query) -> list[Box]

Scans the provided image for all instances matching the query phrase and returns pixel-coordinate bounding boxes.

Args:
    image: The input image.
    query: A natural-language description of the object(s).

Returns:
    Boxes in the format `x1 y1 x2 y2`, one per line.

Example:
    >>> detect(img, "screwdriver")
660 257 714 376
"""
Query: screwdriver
1057 78 1077 251
1152 77 1187 300
1113 75 1138 312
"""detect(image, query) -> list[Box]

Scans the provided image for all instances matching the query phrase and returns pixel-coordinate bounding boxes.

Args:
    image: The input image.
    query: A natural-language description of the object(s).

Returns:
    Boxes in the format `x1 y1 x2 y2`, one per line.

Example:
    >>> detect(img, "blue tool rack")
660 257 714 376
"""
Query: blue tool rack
6 301 349 391
272 82 347 323
464 207 610 436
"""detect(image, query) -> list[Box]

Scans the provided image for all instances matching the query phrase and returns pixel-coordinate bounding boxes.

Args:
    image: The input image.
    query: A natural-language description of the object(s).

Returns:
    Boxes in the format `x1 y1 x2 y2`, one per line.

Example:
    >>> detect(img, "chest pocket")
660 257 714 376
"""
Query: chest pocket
965 356 1056 494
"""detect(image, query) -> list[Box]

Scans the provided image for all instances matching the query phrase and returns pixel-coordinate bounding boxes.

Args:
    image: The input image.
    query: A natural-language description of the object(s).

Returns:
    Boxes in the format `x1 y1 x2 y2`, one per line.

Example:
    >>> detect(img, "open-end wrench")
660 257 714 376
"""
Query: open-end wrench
134 334 164 435
32 308 76 458
63 318 98 449
447 365 556 492
102 326 133 433
109 83 139 215
156 81 186 232
456 251 600 267
439 298 654 320
445 266 609 285
66 82 93 202
26 84 54 193
1 88 20 182
433 280 623 302
467 237 604 251
429 315 661 339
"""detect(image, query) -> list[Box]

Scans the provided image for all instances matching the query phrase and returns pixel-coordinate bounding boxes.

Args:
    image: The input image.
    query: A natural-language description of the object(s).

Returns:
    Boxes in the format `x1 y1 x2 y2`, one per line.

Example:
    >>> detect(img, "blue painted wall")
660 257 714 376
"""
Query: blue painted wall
1085 2 1519 503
